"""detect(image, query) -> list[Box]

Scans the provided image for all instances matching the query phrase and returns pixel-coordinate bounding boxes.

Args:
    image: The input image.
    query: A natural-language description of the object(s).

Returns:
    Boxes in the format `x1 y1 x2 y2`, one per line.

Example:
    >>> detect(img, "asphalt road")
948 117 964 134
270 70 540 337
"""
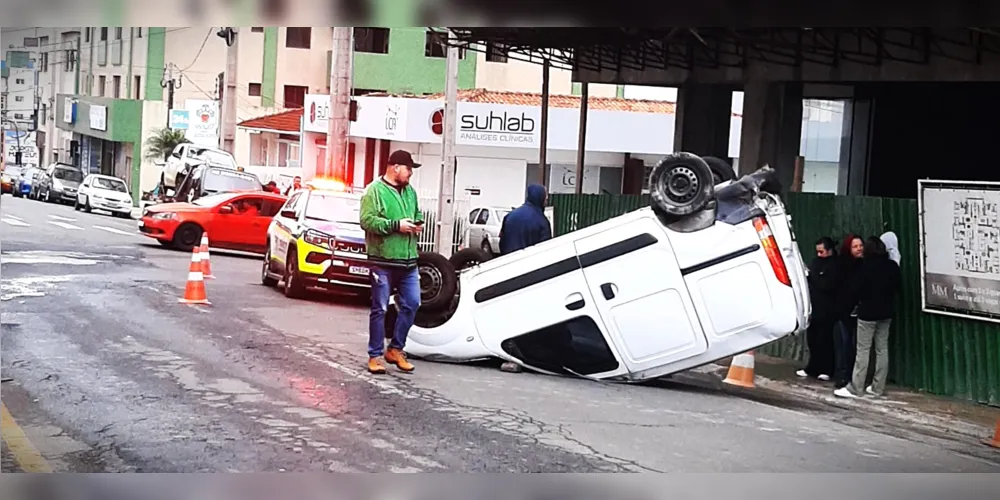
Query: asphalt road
2 194 998 472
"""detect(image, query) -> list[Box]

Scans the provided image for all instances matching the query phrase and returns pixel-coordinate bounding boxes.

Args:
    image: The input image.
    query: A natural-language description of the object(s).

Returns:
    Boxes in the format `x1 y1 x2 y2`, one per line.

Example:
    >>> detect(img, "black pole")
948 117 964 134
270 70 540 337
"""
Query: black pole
166 80 175 127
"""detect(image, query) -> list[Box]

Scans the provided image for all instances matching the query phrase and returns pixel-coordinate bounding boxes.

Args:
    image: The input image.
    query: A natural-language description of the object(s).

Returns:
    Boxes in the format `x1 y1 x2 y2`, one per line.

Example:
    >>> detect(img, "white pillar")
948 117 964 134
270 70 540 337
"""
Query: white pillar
434 33 459 258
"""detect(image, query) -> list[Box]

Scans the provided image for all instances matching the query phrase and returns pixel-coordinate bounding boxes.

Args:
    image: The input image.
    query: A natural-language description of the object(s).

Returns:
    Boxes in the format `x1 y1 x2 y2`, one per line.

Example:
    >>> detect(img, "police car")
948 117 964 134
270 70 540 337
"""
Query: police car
261 179 370 298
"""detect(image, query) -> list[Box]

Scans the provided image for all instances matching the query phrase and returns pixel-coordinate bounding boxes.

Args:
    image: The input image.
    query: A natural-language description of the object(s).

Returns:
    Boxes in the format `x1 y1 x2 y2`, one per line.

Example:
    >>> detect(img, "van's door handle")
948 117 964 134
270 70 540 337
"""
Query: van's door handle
565 292 585 311
600 283 617 300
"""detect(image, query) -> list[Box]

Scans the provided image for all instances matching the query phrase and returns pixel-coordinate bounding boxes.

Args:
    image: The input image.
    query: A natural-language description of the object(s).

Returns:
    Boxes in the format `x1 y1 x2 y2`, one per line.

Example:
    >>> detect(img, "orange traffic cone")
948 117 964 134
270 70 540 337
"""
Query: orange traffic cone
199 233 214 279
179 246 210 305
985 419 1000 448
723 350 756 388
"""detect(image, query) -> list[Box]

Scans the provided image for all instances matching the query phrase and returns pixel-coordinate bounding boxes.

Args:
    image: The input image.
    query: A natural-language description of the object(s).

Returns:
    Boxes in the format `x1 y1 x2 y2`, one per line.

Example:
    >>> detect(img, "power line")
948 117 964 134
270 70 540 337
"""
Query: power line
180 29 214 72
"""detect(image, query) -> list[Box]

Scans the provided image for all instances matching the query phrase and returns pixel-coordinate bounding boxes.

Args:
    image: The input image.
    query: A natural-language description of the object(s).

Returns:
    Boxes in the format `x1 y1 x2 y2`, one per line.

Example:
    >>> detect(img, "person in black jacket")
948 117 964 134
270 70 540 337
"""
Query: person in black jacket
797 237 839 381
499 184 552 255
834 236 902 399
832 234 865 388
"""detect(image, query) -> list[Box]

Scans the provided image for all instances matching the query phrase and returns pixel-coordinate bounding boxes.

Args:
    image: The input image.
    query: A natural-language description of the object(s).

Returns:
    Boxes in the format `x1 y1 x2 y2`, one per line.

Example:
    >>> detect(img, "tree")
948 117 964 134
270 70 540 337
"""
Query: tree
144 128 190 162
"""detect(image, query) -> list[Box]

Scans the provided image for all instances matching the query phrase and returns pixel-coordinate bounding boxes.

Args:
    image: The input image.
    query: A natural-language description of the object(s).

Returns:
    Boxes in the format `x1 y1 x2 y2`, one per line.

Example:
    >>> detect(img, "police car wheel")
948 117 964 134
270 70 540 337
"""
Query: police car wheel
261 246 279 287
649 152 715 217
417 252 458 312
283 250 307 299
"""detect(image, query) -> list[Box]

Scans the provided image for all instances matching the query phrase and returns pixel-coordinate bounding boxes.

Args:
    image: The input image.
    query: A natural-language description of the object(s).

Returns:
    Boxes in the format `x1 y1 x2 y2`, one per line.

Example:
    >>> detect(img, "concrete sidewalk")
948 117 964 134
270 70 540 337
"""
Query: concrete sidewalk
698 354 1000 463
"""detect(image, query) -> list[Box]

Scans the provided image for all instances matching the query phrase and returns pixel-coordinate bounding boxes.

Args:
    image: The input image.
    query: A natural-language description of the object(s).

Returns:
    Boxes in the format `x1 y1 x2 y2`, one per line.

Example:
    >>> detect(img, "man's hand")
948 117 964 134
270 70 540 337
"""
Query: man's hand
399 219 423 234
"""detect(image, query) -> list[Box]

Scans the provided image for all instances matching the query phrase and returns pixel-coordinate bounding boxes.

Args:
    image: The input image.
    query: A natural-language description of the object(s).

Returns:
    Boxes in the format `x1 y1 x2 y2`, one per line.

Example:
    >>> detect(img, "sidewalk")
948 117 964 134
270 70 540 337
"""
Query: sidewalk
701 355 1000 463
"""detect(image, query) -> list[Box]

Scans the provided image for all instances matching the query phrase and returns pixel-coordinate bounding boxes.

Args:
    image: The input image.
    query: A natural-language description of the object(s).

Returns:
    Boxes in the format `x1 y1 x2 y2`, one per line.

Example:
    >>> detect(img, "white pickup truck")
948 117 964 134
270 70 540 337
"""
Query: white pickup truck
388 153 812 382
161 144 239 191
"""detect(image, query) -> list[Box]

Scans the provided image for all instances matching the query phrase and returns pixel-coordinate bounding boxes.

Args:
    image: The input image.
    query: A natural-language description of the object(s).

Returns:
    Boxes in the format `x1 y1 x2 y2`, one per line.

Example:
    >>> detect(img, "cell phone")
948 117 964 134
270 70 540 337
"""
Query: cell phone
413 220 424 226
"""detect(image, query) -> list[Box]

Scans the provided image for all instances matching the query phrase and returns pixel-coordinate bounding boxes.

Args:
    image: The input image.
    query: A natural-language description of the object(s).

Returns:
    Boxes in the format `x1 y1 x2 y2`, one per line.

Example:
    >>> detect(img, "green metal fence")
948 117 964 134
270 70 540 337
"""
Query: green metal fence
549 192 1000 407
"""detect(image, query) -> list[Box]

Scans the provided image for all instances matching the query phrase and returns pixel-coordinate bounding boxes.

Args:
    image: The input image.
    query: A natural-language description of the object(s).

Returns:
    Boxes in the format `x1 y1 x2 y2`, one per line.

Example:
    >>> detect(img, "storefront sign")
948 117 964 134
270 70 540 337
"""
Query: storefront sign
458 109 536 145
184 99 220 147
89 105 107 131
303 94 330 133
919 179 1000 324
63 97 76 124
169 109 190 130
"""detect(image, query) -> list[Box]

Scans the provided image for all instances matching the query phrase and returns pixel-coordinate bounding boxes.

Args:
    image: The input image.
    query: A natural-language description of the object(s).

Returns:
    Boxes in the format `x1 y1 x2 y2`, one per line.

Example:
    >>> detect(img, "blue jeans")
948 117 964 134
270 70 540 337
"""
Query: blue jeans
368 266 421 358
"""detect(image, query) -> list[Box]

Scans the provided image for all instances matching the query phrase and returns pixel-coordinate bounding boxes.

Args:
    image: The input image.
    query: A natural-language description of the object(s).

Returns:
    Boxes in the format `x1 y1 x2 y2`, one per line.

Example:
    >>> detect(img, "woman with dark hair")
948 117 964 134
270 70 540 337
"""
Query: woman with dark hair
796 236 840 381
834 236 901 399
832 233 865 388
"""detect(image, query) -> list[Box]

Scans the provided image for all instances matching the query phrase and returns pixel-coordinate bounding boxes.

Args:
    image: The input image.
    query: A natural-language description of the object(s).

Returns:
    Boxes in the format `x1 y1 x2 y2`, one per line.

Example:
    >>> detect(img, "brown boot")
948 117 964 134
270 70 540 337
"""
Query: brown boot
385 348 415 372
367 357 387 374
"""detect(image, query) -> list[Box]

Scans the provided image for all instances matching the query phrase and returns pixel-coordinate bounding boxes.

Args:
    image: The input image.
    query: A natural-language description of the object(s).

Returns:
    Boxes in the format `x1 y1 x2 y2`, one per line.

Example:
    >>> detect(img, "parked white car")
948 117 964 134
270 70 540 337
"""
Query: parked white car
75 174 134 218
465 206 513 255
161 144 238 191
390 153 811 382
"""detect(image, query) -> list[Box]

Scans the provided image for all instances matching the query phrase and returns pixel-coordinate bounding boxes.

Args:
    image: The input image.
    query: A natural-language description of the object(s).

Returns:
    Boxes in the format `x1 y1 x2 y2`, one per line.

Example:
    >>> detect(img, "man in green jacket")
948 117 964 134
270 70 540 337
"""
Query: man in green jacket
359 150 424 374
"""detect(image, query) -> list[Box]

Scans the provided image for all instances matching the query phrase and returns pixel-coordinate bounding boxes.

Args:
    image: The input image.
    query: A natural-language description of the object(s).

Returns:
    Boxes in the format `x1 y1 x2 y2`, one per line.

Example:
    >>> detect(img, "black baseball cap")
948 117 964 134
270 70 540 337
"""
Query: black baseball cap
388 150 421 168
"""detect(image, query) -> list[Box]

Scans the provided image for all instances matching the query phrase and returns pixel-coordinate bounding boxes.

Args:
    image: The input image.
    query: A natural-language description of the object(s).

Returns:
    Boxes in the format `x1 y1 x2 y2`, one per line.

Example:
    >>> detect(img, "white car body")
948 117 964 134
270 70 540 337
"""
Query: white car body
401 189 811 382
162 144 238 190
465 206 513 255
77 174 134 217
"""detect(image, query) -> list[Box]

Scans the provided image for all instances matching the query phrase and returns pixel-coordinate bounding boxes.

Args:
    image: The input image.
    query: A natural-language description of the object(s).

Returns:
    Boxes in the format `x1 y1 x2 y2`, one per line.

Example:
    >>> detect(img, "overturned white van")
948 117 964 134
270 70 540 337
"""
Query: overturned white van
389 153 811 382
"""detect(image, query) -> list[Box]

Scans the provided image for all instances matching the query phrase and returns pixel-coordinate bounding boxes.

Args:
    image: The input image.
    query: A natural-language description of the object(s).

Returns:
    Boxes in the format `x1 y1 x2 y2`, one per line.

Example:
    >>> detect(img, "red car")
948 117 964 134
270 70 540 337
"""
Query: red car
139 191 287 252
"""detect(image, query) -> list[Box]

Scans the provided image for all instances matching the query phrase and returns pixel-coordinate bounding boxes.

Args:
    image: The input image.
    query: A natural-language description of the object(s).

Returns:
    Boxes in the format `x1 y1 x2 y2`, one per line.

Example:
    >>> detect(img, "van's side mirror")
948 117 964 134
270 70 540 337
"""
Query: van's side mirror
219 205 234 215
280 209 296 219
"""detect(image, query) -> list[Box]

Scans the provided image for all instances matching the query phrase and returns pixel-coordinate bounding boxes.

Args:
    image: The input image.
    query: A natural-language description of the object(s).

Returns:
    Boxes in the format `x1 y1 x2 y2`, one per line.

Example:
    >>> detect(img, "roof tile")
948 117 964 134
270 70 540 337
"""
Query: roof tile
237 108 303 133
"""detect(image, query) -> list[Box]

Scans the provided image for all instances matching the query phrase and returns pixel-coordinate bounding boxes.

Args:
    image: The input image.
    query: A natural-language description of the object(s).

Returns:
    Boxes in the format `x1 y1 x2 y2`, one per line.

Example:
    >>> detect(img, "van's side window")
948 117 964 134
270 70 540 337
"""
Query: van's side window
500 316 619 376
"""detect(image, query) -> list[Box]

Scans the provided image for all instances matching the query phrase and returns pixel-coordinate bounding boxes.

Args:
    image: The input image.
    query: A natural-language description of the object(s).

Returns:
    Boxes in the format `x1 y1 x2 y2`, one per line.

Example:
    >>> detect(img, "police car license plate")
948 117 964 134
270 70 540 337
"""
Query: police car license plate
349 266 369 276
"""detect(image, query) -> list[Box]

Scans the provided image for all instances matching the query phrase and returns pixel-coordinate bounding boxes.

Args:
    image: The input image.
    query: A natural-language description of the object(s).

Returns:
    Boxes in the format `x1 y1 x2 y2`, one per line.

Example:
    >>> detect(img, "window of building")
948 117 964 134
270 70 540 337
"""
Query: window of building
23 37 38 47
133 27 142 38
84 28 91 42
485 42 508 63
100 27 108 41
354 28 390 54
14 113 24 120
285 27 311 49
39 35 49 48
15 96 24 102
114 27 123 40
98 75 106 96
424 31 464 59
113 75 121 98
283 85 307 108
40 52 49 72
15 78 25 85
251 27 264 33
248 83 262 97
65 49 77 71
40 104 47 125
134 76 142 99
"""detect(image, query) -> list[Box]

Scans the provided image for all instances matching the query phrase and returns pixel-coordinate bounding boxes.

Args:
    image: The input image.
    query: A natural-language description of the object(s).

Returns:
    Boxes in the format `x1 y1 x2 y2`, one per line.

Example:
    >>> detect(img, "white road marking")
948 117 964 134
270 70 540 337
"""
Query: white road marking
4 214 25 221
1 217 30 227
48 214 78 222
48 221 83 230
93 225 136 236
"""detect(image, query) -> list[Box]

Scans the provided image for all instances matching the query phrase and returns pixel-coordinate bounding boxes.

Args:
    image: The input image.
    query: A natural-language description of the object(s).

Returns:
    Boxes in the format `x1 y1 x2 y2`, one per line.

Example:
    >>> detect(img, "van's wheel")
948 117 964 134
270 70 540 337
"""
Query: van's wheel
417 252 458 312
703 156 737 184
648 152 715 217
450 247 492 271
172 222 203 251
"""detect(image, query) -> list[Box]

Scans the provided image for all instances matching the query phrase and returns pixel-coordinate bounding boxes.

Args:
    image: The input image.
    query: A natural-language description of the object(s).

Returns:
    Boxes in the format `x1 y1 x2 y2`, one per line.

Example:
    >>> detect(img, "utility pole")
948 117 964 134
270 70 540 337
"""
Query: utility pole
574 82 589 195
218 27 239 154
435 32 459 258
160 63 182 127
539 58 550 188
326 27 353 181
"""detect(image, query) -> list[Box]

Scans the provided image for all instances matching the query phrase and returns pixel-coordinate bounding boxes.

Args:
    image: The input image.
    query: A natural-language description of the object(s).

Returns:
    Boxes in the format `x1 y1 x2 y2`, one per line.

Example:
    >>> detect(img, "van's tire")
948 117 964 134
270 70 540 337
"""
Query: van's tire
417 252 458 312
648 152 715 217
450 247 492 271
703 156 737 184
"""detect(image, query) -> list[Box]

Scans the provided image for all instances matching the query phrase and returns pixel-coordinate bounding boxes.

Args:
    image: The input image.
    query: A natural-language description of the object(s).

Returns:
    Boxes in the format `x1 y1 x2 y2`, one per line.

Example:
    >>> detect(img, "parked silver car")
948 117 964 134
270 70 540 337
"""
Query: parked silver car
36 163 85 205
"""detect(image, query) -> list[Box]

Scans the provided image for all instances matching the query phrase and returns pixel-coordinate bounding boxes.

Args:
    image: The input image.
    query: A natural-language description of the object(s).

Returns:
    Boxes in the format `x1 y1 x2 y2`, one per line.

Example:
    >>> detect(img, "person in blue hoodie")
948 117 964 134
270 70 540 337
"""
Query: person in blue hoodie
499 184 552 255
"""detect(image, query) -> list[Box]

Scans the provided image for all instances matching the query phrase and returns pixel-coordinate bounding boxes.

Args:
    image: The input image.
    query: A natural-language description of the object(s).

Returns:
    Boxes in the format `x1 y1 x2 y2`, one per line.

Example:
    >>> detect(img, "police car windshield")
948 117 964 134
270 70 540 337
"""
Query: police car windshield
201 169 261 194
304 193 361 224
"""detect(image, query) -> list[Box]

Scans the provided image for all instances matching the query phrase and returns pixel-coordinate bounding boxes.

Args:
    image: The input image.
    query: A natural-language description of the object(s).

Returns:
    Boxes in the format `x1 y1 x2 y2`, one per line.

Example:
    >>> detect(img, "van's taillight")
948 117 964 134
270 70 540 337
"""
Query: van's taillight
753 216 792 287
